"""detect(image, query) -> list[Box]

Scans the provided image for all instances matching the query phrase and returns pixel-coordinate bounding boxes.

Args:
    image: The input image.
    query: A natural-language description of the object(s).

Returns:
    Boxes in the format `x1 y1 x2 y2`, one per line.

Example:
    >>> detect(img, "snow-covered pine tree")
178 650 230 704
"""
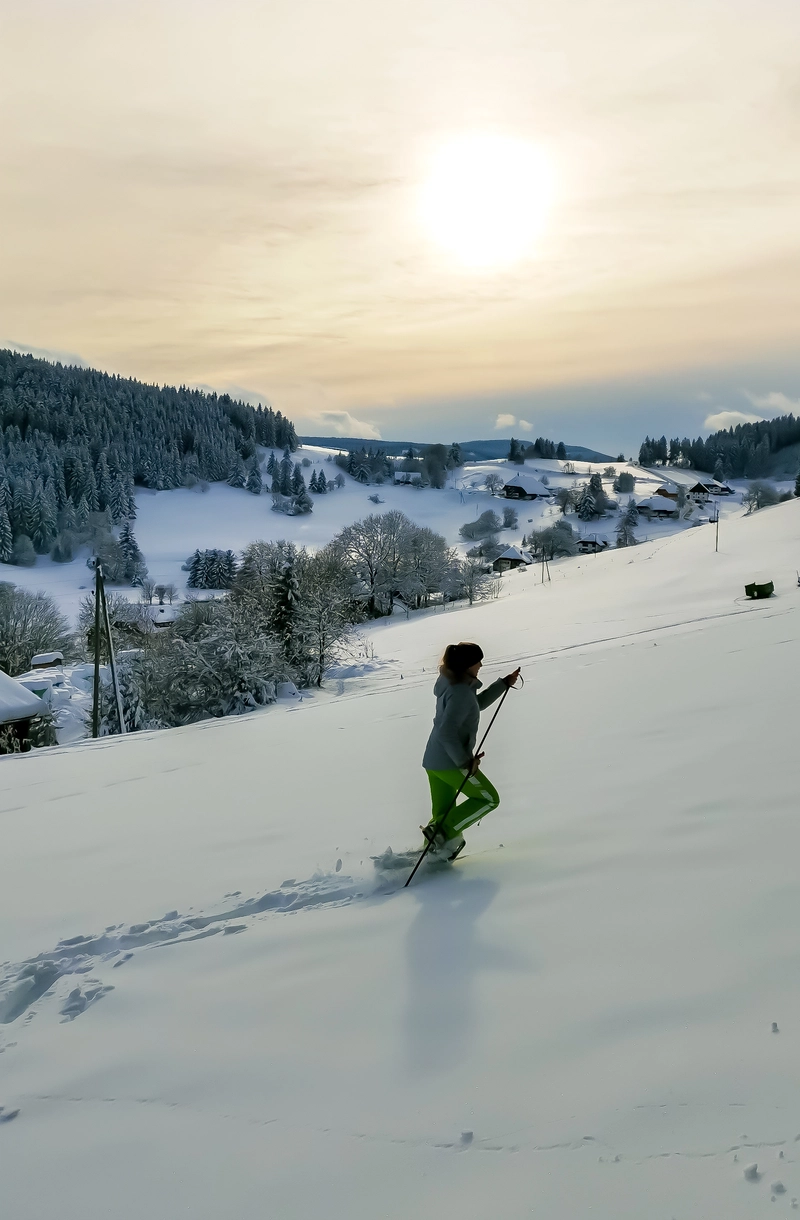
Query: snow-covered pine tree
317 469 327 494
292 488 313 514
291 463 305 495
221 549 238 587
246 460 263 495
228 455 247 489
95 453 112 509
76 494 90 530
272 551 301 661
0 502 12 562
119 522 148 585
13 479 35 538
267 451 277 477
279 450 293 496
85 466 99 511
309 471 319 493
32 482 58 553
185 549 202 587
125 478 137 519
577 486 597 521
615 499 639 547
108 476 128 523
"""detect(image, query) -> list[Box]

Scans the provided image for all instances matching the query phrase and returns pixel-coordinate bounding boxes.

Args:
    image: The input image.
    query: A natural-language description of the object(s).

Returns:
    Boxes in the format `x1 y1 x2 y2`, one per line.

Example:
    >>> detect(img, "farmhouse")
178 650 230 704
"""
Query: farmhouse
0 669 45 753
492 546 534 573
393 470 422 486
576 537 610 554
638 496 679 519
686 482 714 504
502 473 551 500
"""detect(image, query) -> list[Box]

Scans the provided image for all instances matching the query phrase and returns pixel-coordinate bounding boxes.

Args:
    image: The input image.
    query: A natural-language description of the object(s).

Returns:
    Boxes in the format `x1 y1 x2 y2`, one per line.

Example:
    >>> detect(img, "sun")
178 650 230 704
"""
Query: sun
419 133 553 271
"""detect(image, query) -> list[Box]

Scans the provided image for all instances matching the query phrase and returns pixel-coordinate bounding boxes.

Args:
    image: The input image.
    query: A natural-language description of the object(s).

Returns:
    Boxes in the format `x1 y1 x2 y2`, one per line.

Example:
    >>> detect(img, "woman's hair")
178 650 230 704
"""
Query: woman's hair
440 641 484 681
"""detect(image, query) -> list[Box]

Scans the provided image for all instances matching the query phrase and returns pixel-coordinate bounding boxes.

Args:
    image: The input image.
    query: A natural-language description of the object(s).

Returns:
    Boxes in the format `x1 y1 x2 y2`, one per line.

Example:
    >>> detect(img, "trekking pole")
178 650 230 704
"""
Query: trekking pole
404 682 515 888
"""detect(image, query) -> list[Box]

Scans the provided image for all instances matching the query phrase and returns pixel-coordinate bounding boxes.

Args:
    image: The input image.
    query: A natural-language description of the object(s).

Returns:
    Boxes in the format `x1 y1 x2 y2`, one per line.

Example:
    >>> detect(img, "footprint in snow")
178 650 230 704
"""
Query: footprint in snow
60 980 114 1022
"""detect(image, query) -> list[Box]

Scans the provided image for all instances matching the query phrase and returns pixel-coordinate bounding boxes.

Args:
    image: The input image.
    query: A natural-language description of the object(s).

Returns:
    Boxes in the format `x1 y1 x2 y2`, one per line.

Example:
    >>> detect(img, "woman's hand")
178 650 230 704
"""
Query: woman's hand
467 752 484 776
503 667 521 688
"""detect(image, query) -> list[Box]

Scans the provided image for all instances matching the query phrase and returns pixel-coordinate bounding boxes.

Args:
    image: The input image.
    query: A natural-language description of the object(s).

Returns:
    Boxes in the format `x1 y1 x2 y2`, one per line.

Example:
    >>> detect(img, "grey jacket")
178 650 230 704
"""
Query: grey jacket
422 673 507 771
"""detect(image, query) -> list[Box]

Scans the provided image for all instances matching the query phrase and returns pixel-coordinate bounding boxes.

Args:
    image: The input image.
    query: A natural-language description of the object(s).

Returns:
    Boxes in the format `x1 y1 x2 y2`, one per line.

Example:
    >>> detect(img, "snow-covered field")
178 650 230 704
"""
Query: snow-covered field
0 446 746 625
2 495 798 1218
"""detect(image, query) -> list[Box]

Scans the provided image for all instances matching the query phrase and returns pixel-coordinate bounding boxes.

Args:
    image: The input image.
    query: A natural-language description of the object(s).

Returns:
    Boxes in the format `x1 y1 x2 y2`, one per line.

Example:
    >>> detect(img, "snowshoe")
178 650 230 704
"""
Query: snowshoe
420 823 446 852
446 836 466 862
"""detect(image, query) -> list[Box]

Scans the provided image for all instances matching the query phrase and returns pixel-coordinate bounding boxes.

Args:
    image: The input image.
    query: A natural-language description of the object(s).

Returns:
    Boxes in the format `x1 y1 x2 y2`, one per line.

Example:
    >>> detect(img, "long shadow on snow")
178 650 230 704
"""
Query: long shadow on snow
404 870 503 1075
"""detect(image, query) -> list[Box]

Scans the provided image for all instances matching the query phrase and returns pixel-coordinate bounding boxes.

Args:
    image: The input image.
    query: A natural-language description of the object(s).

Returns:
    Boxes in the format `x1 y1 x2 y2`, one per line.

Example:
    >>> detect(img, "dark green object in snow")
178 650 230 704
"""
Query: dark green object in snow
745 581 774 599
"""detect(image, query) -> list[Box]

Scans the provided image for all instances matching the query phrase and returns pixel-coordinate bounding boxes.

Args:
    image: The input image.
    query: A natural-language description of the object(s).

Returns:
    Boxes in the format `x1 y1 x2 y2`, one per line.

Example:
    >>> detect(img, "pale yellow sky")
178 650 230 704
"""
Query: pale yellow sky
1 0 799 440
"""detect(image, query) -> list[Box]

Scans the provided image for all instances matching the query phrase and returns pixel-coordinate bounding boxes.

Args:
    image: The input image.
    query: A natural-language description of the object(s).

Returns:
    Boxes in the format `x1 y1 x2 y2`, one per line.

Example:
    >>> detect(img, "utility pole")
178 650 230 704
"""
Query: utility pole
90 560 126 738
714 498 720 553
92 562 102 738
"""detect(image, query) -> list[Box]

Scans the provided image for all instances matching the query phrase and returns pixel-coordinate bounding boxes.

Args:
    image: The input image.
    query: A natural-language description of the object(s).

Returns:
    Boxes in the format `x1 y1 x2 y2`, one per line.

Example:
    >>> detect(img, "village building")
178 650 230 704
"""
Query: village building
501 473 551 500
0 668 46 753
576 537 610 554
685 481 735 504
492 546 534 573
146 604 180 628
393 470 422 486
637 495 680 519
30 651 65 669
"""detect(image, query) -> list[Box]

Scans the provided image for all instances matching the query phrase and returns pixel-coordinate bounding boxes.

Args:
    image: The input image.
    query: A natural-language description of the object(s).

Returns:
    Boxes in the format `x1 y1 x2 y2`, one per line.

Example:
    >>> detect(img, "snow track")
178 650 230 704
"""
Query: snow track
0 870 372 1028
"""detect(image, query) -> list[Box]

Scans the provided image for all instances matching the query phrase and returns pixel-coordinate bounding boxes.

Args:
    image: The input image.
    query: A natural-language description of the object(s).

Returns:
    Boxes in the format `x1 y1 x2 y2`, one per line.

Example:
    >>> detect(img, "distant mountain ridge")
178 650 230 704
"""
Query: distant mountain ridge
300 436 613 462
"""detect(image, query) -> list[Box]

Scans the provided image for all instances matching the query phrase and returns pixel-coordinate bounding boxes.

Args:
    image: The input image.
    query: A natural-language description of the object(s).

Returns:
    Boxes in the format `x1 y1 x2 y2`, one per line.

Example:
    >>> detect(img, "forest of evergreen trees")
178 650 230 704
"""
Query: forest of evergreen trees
638 414 800 478
508 437 567 463
0 349 297 563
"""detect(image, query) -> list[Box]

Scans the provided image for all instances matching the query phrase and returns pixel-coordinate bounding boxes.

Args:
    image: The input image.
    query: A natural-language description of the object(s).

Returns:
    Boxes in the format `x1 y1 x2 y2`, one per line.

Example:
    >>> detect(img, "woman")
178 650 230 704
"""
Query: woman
421 641 520 860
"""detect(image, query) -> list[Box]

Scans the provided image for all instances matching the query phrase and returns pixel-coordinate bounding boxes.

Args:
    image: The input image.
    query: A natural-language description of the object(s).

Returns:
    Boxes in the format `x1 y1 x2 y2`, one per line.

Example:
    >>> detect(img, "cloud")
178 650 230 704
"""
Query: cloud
519 419 532 431
495 413 516 430
744 390 800 413
316 411 381 440
704 409 765 432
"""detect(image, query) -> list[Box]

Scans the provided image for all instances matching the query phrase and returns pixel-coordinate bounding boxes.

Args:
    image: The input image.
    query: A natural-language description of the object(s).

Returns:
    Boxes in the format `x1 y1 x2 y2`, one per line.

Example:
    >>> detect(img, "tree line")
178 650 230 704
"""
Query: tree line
0 349 298 564
507 437 567 463
638 413 800 478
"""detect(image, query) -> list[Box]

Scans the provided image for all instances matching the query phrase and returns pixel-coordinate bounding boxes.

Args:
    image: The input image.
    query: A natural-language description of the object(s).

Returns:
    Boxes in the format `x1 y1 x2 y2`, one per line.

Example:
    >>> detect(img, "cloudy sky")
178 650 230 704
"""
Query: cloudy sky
2 0 799 451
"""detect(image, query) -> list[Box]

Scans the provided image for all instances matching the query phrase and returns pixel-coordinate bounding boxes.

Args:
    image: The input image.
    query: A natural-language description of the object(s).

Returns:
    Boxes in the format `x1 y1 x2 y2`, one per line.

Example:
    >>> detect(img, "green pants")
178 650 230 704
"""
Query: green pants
426 767 500 840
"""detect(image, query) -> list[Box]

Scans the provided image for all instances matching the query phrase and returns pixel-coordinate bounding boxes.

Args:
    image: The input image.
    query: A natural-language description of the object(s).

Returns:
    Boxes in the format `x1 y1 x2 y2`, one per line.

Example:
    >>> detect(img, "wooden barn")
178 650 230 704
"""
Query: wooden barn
501 473 551 500
577 537 610 554
492 546 534 573
638 496 679 519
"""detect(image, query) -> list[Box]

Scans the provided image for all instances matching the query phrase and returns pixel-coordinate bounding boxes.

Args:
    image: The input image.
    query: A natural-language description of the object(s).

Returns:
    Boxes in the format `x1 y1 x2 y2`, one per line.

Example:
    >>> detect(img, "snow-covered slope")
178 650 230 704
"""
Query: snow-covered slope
1 501 799 1219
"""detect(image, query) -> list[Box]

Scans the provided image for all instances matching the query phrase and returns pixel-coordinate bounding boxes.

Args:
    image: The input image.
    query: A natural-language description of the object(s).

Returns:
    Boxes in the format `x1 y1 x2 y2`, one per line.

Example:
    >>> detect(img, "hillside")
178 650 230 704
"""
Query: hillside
0 349 297 563
1 498 799 1218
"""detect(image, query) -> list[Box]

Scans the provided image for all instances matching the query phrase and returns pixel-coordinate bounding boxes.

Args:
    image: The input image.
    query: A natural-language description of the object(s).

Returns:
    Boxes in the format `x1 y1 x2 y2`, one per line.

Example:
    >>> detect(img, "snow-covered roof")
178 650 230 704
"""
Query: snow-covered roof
0 670 45 725
502 473 551 496
145 604 180 625
31 651 64 668
638 496 678 512
495 546 533 564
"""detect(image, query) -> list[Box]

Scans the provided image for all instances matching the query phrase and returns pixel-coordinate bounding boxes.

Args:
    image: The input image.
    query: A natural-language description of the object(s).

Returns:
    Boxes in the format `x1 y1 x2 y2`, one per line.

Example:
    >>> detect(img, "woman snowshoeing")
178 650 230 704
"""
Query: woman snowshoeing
421 642 520 860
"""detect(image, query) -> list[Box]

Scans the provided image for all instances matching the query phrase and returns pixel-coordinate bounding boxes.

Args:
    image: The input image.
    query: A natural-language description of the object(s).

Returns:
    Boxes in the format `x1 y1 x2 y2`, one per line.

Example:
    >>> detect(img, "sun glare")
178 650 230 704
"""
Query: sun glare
419 133 553 271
